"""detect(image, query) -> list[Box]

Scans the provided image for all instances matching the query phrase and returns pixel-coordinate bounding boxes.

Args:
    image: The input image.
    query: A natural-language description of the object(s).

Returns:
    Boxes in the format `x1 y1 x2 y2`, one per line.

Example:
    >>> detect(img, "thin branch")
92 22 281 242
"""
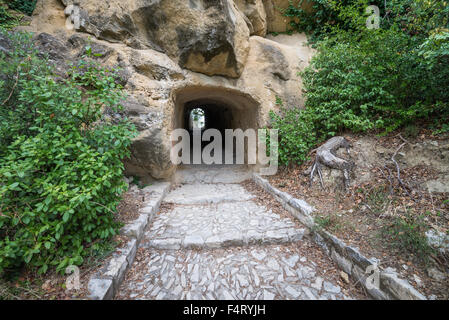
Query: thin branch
1 56 30 106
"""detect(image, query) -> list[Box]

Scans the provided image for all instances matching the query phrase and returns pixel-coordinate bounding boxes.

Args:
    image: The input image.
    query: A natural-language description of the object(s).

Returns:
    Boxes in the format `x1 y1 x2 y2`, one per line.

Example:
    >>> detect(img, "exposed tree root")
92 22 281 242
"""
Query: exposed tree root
306 136 355 190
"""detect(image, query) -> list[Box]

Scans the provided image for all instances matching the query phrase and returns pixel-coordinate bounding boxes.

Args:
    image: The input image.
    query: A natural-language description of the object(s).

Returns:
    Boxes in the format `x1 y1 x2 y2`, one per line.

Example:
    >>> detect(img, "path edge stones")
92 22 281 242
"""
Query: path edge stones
253 173 427 300
87 181 171 300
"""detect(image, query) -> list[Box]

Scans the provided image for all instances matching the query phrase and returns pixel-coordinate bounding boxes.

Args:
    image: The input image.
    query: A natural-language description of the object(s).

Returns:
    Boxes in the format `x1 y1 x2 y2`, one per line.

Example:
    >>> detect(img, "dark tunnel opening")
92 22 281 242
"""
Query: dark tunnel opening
173 87 259 166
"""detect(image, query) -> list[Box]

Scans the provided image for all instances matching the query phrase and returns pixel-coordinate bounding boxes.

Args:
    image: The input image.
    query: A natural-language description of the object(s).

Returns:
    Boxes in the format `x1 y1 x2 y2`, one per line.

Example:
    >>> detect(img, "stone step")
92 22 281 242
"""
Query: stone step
143 227 305 250
143 200 305 250
164 183 255 205
173 165 252 184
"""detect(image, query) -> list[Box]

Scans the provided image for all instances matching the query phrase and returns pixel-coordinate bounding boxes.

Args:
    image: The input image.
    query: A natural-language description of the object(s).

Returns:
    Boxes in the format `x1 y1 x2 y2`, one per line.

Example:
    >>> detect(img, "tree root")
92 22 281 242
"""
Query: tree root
306 136 355 190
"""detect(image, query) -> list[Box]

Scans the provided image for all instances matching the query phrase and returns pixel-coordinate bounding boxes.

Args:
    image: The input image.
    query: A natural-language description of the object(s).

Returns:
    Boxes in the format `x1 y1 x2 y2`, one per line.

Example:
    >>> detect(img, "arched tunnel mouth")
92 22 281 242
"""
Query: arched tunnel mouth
173 86 260 166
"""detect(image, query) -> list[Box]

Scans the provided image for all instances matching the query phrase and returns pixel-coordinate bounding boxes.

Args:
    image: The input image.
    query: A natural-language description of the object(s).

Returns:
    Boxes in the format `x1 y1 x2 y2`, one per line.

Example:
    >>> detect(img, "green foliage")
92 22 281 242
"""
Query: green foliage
0 30 137 276
269 107 316 166
314 214 333 229
283 0 384 42
7 0 36 16
380 213 435 262
0 3 21 29
314 213 346 233
284 0 448 42
385 0 449 35
301 27 446 134
272 1 449 165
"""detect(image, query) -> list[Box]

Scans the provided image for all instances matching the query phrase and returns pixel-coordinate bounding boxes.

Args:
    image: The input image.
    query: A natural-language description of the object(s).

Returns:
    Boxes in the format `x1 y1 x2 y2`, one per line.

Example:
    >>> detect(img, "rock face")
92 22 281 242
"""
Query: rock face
57 0 251 78
263 0 314 33
25 0 315 181
235 0 267 36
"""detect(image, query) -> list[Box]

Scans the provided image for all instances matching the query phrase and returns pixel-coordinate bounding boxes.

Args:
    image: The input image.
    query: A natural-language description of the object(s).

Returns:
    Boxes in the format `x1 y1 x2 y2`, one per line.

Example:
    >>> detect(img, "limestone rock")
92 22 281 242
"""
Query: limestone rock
125 127 174 180
427 267 447 282
426 229 449 254
235 0 267 36
42 0 251 78
173 0 250 78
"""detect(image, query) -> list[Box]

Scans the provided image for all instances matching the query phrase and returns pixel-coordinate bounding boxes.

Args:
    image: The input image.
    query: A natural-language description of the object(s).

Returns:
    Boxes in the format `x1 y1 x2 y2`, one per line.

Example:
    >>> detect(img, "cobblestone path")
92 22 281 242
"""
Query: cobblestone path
116 169 362 300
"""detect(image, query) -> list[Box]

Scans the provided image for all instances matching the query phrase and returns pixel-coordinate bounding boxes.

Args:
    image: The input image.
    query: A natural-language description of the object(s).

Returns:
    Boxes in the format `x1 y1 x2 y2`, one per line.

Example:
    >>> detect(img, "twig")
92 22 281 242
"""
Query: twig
391 141 416 200
91 201 115 214
1 56 30 106
309 161 317 187
1 67 20 106
14 285 43 300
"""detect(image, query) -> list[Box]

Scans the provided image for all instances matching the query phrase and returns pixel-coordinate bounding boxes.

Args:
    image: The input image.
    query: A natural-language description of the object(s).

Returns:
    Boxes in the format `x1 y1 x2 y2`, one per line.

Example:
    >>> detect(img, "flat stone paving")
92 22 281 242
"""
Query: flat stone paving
145 184 304 250
116 174 363 300
116 245 351 300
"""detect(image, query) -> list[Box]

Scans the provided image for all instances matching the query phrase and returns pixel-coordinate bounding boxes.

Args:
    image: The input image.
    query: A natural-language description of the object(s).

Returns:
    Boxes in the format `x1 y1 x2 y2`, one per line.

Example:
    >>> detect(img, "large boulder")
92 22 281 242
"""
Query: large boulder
235 0 267 37
55 0 250 78
236 34 314 124
122 97 174 180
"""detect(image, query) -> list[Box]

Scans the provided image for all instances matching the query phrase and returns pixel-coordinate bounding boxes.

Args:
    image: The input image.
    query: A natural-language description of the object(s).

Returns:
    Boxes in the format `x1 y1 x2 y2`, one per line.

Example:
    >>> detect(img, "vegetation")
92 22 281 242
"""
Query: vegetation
0 1 22 29
0 30 137 276
314 213 346 233
380 212 435 262
271 0 449 166
7 0 37 16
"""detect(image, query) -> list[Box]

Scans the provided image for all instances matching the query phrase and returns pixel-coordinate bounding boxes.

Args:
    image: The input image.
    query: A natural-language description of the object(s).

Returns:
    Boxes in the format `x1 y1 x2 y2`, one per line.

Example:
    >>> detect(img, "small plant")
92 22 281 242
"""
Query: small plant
363 186 391 216
403 124 419 139
315 215 332 229
269 106 316 166
314 213 344 232
380 212 435 262
275 96 283 107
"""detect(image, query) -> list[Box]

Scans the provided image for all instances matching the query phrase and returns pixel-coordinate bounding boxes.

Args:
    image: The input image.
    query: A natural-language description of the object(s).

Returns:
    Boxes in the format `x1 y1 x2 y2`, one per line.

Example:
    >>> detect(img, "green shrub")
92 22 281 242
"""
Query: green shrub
0 2 20 29
283 0 385 42
272 1 449 165
0 30 137 275
269 107 316 166
385 0 449 36
380 213 434 262
7 0 36 16
284 0 448 42
302 27 434 135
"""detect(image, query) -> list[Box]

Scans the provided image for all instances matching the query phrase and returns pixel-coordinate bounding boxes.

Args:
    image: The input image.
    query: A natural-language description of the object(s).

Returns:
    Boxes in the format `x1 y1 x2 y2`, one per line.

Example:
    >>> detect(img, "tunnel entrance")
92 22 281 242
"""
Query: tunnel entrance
173 86 260 165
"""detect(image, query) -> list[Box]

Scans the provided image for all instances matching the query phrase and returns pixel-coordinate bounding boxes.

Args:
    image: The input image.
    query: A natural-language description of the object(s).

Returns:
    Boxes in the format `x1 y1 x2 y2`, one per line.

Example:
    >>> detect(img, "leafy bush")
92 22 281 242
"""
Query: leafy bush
272 0 449 165
0 30 137 275
7 0 36 16
283 0 385 42
302 27 444 134
0 2 20 29
283 0 448 41
386 0 449 35
269 108 316 166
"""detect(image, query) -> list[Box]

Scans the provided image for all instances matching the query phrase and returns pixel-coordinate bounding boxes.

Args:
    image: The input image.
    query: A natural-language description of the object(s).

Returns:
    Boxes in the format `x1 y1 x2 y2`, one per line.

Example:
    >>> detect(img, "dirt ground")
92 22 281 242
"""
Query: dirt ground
268 129 449 299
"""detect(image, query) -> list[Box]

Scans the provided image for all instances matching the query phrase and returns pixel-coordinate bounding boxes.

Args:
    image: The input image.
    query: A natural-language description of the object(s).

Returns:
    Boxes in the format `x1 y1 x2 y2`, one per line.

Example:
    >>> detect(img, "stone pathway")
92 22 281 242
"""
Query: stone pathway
116 168 362 300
